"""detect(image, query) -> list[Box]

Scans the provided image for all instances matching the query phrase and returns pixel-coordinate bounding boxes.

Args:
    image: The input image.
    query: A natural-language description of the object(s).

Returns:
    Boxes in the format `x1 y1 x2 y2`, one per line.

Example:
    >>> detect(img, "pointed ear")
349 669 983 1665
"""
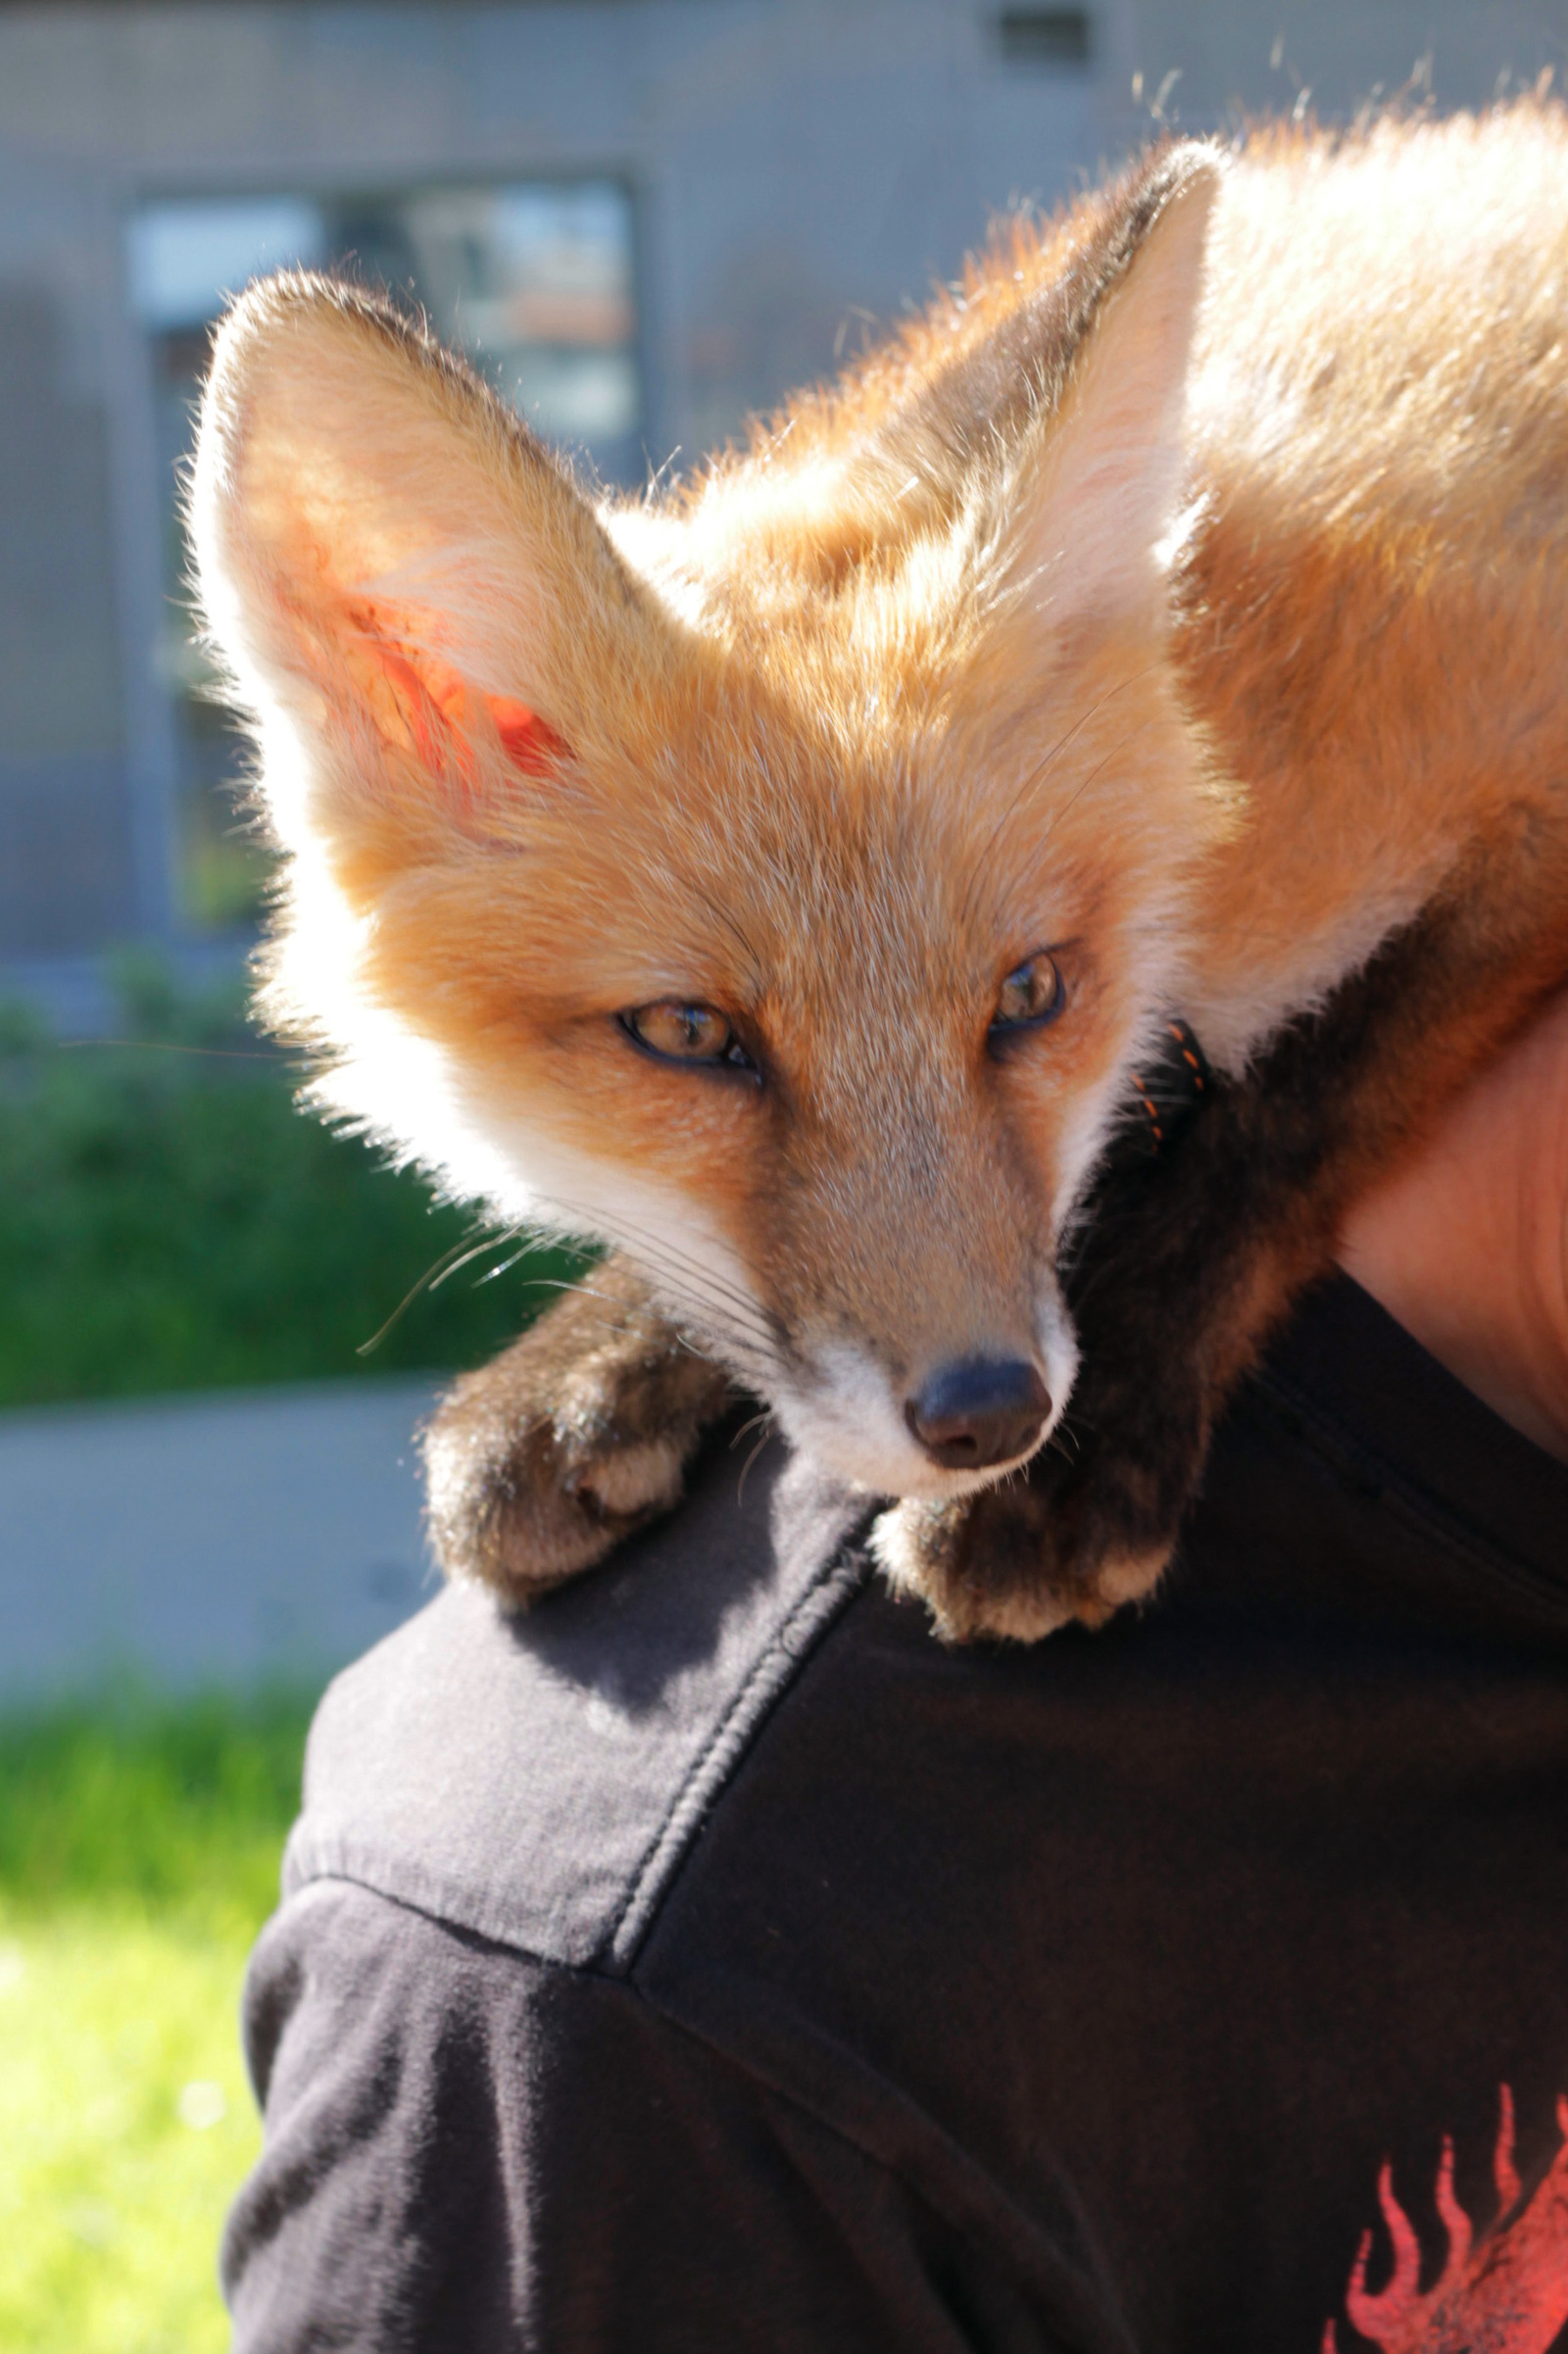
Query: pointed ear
191 274 663 864
1002 153 1221 635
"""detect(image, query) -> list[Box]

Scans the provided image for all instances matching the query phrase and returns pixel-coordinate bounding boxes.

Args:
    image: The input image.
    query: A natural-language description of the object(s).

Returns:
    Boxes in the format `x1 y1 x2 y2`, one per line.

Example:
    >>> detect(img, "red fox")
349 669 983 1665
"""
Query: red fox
193 106 1568 1641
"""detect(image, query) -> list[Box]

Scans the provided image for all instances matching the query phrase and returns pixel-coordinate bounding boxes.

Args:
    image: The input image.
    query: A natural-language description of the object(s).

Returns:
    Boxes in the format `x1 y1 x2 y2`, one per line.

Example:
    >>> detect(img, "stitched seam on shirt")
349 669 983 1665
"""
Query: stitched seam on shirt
277 1867 599 1972
604 1543 873 1972
1250 1366 1568 1621
255 1881 1125 2353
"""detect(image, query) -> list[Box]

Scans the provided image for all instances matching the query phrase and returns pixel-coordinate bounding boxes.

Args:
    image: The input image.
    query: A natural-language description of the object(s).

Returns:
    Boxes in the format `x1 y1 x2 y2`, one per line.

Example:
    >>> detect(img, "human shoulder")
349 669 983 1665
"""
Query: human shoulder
284 1436 872 1973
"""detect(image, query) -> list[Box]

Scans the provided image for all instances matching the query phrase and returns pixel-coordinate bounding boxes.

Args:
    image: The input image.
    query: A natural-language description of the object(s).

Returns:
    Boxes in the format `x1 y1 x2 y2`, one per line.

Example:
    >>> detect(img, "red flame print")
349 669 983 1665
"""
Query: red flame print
1322 2088 1568 2353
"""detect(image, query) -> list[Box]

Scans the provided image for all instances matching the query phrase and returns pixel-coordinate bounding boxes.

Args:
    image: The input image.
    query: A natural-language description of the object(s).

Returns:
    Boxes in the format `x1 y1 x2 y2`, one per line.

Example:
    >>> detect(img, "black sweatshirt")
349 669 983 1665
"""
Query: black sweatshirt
223 1276 1568 2354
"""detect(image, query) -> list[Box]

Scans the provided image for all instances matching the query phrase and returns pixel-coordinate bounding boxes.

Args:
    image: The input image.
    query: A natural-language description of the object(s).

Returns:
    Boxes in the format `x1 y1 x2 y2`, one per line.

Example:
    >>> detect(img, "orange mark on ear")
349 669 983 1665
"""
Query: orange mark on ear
486 695 570 778
351 620 569 795
374 648 466 777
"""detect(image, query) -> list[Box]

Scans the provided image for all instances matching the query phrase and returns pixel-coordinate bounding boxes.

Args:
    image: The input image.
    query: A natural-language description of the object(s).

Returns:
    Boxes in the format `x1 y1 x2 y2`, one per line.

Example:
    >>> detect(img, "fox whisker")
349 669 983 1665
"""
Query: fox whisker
358 1220 522 1355
577 1217 785 1363
735 1418 778 1504
427 1225 529 1293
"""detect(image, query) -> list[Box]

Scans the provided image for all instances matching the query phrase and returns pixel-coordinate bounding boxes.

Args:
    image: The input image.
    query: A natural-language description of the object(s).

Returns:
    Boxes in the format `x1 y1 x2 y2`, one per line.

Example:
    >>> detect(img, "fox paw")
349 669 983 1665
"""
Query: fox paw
421 1256 733 1605
871 1453 1180 1643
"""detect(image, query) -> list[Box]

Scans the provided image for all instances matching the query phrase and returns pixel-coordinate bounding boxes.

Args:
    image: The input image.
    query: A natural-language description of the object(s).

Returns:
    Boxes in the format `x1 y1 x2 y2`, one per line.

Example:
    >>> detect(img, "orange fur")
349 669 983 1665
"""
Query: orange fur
191 104 1568 1527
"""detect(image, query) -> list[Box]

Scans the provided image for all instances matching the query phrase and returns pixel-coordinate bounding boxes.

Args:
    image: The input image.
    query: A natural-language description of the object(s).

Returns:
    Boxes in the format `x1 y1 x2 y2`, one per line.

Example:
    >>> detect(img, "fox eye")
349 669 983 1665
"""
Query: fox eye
990 953 1065 1037
620 1002 759 1074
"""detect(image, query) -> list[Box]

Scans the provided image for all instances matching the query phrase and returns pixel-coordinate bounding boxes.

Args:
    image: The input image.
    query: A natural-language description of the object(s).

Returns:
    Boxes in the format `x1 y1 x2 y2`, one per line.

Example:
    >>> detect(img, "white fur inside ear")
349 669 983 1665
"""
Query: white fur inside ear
190 276 652 861
1010 161 1223 629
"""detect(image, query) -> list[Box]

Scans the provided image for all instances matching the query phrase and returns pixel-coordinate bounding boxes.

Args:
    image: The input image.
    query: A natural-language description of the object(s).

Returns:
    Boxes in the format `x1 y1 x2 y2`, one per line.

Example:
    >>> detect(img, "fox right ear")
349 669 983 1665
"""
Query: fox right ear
192 274 667 878
999 152 1222 638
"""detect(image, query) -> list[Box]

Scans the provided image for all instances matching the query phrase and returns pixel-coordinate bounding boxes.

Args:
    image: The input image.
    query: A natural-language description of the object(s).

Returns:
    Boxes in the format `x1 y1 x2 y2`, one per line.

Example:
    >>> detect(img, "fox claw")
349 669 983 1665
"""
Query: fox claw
872 1447 1182 1644
421 1256 733 1605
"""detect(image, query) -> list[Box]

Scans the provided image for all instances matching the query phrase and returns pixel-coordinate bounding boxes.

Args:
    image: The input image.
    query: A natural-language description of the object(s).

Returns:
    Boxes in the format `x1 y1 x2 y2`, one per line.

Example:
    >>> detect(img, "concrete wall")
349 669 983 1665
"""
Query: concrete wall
0 0 1562 974
0 1377 439 1697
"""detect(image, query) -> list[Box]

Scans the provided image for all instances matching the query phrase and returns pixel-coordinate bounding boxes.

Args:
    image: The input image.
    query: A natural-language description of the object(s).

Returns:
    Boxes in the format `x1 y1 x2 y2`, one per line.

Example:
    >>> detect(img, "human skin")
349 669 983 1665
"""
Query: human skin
1338 990 1568 1463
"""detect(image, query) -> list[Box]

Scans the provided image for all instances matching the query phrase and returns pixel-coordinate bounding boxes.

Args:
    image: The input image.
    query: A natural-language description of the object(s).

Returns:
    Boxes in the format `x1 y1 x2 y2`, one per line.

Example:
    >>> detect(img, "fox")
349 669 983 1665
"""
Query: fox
192 104 1568 1643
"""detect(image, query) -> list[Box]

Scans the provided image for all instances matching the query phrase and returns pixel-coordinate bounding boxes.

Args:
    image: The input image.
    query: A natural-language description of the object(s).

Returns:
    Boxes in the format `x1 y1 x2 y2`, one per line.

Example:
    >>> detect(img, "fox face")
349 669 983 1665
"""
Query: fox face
193 151 1233 1502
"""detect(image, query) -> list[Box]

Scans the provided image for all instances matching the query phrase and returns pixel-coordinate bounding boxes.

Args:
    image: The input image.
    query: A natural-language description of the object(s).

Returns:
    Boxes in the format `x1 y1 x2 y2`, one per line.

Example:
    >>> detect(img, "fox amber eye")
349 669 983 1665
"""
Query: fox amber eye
620 1002 758 1072
991 953 1065 1035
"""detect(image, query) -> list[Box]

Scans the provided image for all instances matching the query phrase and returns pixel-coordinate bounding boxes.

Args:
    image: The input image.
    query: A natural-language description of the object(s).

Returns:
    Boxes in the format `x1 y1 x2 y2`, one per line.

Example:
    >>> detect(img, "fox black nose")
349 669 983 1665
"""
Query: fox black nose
905 1358 1052 1472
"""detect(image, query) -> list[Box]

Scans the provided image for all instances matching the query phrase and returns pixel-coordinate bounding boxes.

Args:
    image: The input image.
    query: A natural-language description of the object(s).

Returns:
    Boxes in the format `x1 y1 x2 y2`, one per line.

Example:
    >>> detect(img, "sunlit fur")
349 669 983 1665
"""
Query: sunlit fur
192 105 1568 1505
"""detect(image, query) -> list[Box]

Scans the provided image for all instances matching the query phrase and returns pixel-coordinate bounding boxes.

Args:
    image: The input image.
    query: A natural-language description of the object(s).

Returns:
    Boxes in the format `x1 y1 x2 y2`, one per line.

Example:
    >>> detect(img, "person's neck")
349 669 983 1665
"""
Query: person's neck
1339 1000 1568 1465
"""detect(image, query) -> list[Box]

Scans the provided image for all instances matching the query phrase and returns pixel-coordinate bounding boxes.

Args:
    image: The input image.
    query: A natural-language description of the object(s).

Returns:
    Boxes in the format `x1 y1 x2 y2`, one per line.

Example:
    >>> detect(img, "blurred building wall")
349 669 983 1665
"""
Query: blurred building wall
0 0 1562 988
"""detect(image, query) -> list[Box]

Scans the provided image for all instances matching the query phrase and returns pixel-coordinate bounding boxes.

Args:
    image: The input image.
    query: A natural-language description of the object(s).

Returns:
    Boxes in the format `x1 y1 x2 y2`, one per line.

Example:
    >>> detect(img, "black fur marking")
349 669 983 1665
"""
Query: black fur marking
933 870 1566 1628
1112 1014 1212 1163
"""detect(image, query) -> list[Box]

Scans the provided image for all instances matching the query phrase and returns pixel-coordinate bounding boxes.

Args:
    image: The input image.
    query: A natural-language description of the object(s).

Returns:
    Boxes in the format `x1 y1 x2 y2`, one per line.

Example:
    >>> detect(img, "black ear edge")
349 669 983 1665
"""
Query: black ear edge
843 139 1225 534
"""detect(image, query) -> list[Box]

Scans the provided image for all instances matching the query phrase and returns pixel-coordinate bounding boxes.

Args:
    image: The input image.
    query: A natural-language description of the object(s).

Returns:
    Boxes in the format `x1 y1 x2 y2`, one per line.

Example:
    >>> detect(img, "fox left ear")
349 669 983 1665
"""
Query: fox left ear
191 273 669 877
1004 151 1222 635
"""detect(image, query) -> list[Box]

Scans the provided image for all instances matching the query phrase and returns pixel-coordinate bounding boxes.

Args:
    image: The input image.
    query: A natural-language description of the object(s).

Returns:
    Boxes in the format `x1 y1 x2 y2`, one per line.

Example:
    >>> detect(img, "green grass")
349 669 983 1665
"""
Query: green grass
0 1692 315 2354
0 967 578 2337
0 956 588 1409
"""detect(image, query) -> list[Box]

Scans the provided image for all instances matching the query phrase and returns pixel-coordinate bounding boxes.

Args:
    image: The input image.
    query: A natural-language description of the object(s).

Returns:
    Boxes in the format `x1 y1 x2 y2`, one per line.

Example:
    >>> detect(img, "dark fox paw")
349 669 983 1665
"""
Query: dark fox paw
872 1416 1196 1643
421 1257 733 1605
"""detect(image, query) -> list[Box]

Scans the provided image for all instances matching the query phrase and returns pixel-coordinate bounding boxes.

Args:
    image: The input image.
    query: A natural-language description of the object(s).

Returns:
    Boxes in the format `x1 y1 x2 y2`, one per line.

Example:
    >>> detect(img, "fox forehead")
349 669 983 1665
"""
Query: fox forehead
357 492 1193 997
360 608 1183 1041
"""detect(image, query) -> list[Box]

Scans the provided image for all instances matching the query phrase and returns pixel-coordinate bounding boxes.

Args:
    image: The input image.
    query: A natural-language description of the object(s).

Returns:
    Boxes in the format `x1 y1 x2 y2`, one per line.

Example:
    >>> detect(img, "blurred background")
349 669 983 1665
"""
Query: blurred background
0 2 1563 2345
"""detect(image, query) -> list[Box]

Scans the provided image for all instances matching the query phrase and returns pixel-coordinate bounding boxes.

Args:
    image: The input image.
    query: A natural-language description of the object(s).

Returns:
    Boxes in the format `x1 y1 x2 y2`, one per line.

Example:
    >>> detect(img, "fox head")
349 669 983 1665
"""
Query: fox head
192 144 1233 1505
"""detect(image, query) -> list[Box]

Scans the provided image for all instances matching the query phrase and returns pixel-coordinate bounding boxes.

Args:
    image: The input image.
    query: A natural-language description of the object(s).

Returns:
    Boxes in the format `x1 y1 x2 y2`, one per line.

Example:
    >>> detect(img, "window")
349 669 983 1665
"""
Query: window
126 181 640 934
994 9 1091 68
